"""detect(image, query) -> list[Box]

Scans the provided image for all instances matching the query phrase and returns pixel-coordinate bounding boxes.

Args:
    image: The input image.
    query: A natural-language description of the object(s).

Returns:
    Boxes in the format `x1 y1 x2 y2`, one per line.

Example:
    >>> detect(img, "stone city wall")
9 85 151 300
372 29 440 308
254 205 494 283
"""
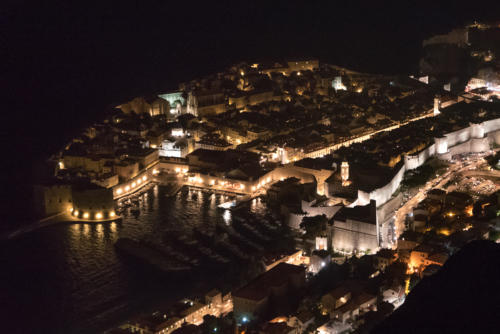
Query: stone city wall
330 219 378 253
357 164 406 207
377 192 403 224
356 116 500 208
286 200 341 230
404 144 436 170
487 130 500 145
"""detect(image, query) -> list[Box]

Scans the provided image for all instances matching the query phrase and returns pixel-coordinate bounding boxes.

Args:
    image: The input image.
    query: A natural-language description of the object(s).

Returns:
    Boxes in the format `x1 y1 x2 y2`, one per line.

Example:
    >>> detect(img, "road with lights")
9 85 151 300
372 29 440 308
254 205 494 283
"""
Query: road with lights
392 152 494 246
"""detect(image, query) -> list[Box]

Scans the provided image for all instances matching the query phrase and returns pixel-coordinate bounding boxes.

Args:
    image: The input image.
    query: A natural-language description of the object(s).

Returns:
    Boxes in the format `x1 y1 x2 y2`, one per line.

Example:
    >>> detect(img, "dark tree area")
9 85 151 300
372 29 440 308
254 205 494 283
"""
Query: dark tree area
300 215 328 238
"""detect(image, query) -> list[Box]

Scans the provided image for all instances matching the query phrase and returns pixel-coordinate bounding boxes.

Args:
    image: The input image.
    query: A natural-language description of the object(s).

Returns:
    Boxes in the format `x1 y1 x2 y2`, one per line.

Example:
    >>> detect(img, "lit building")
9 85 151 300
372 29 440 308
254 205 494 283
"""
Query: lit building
332 76 346 91
320 280 376 323
310 250 331 274
158 91 186 115
114 159 140 180
409 244 449 273
125 290 232 334
159 139 194 158
117 95 170 116
187 90 226 117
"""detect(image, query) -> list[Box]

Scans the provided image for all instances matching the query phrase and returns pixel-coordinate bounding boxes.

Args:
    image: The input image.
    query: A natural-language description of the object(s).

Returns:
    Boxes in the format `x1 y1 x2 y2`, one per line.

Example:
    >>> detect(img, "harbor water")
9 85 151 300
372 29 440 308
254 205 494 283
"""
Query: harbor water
0 185 268 333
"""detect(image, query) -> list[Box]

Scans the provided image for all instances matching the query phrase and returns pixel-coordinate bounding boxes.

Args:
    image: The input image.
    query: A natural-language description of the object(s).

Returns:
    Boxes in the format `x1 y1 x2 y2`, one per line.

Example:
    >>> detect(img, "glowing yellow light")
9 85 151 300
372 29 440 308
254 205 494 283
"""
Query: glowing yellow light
73 210 79 216
116 188 123 195
68 207 73 213
137 179 142 184
143 175 147 181
150 144 157 148
153 169 159 175
465 205 473 216
175 167 181 173
240 184 245 190
110 211 116 218
240 71 245 76
58 161 64 169
251 186 256 191
95 212 103 219
210 180 215 185
132 182 136 188
266 177 271 183
182 168 188 173
83 212 89 219
125 186 130 191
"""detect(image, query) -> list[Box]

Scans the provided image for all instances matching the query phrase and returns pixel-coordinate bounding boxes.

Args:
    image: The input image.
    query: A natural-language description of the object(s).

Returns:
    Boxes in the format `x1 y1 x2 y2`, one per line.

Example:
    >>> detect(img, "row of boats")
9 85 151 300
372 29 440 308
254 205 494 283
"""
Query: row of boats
114 210 284 276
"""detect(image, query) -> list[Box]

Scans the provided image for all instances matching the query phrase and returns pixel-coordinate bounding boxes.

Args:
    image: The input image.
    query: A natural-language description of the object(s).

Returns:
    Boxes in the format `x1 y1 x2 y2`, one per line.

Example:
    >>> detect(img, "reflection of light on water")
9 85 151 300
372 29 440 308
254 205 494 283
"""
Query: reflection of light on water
96 224 103 239
223 210 231 225
110 222 117 233
83 224 90 236
251 198 257 210
210 193 215 208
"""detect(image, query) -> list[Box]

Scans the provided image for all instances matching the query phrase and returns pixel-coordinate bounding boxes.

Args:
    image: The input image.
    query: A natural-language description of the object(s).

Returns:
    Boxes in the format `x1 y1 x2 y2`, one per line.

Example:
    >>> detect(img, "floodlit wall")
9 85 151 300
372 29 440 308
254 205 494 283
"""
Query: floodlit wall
404 144 436 170
331 219 378 252
444 127 471 147
487 130 500 145
356 116 500 208
288 211 308 230
377 192 403 224
357 165 405 207
483 118 500 134
435 137 448 154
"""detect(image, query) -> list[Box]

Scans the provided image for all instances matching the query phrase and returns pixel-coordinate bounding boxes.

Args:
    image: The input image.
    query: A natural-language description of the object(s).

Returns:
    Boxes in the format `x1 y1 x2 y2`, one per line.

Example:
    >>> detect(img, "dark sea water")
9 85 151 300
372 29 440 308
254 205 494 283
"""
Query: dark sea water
0 185 267 334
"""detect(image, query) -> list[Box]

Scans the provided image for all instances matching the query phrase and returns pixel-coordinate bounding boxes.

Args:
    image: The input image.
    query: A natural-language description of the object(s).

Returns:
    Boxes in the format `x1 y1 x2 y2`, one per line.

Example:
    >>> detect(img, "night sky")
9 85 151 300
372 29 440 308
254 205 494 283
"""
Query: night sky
2 0 500 219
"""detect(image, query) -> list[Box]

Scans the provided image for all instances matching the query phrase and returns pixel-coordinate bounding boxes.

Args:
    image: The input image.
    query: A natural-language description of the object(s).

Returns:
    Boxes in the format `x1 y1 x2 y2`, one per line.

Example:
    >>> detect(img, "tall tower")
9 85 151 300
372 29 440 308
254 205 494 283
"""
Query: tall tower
341 161 349 186
186 92 198 117
433 95 441 116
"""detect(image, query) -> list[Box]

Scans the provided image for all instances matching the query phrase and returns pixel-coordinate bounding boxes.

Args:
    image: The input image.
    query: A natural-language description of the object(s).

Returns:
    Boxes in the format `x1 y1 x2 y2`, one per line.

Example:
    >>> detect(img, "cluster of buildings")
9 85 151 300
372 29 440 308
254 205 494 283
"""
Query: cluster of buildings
118 289 232 334
34 55 500 261
33 54 500 333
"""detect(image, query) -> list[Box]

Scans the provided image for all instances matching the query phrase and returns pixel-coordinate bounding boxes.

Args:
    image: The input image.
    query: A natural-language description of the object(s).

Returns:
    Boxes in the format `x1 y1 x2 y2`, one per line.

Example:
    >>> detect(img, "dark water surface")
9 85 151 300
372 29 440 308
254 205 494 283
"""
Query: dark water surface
0 185 267 334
